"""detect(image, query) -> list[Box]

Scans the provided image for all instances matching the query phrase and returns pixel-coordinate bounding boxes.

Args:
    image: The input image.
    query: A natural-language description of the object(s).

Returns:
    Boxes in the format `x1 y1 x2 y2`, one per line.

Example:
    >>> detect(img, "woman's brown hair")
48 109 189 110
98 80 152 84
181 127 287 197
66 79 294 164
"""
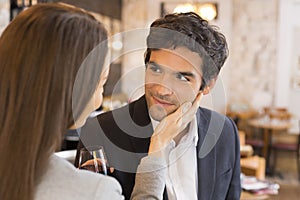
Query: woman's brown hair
0 3 108 200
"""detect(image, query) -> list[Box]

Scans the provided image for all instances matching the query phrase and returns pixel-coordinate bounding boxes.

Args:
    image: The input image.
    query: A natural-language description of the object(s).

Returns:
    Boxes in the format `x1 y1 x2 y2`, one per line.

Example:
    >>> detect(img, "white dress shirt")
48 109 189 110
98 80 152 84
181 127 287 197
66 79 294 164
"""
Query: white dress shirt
151 116 198 200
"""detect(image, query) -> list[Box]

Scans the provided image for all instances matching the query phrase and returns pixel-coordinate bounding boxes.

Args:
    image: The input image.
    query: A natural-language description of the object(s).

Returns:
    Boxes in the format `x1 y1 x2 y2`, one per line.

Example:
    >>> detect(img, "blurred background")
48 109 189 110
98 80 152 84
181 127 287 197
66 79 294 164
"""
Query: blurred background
2 0 300 117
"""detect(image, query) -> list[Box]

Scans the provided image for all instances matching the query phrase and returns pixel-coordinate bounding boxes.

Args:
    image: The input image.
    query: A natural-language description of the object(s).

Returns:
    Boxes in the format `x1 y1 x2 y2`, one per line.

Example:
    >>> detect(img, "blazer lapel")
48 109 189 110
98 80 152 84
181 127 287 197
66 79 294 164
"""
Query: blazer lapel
128 96 153 154
129 96 170 200
196 108 216 200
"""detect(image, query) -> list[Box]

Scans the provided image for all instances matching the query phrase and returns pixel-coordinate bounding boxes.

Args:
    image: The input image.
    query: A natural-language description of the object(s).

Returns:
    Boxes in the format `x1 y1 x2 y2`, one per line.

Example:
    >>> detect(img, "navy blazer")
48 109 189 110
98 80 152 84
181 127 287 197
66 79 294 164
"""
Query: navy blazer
75 96 241 200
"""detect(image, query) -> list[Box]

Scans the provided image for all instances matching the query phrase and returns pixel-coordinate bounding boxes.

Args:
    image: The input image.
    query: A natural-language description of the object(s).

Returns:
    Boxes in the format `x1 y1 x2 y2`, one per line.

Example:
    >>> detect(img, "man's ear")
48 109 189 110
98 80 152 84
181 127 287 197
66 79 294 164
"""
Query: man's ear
201 77 217 95
202 86 210 95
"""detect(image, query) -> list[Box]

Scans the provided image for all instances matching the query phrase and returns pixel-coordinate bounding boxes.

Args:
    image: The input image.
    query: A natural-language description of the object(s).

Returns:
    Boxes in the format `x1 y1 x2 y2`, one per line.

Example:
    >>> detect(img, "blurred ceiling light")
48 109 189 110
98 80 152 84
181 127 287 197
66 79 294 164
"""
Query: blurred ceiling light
174 3 196 13
112 40 123 51
173 2 217 21
198 3 217 21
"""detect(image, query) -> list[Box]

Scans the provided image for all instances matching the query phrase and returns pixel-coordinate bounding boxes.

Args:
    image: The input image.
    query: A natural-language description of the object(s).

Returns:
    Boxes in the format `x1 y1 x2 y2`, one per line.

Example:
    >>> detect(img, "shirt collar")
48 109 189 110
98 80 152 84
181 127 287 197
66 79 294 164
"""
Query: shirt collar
150 115 198 147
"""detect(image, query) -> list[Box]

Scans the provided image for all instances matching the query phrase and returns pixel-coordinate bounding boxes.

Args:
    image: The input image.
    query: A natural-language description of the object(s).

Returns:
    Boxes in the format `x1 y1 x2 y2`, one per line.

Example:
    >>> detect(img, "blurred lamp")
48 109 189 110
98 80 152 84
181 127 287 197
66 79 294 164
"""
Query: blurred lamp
198 3 217 21
173 3 196 13
111 33 123 51
112 40 123 51
173 2 218 21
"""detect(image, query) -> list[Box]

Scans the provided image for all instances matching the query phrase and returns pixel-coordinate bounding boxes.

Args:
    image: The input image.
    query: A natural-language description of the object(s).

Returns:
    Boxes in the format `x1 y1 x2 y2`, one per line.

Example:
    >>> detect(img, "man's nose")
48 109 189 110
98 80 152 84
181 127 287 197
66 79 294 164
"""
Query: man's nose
155 84 173 96
155 76 173 96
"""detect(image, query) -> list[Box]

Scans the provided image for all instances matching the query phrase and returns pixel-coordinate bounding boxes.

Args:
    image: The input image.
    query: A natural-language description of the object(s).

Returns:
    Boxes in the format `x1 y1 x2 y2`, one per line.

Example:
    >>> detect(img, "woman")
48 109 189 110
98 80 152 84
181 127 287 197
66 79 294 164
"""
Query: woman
0 3 122 200
0 3 201 200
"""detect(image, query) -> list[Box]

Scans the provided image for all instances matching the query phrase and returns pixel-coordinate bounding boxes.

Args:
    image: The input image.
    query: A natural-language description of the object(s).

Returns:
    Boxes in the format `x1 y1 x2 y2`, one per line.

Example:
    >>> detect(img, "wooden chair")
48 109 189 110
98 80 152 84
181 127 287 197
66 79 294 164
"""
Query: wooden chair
244 128 264 156
271 120 300 181
240 156 266 180
239 131 266 180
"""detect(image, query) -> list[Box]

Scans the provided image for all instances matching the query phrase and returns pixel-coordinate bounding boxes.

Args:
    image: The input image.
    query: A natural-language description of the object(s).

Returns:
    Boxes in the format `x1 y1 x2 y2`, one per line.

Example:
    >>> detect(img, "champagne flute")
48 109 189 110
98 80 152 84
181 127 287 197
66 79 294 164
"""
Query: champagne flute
78 145 108 175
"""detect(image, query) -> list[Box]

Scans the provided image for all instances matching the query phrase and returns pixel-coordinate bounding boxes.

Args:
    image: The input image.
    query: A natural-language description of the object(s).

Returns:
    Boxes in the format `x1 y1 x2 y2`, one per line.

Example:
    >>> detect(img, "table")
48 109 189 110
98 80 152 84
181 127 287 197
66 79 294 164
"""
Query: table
241 191 269 200
226 106 258 130
248 117 291 174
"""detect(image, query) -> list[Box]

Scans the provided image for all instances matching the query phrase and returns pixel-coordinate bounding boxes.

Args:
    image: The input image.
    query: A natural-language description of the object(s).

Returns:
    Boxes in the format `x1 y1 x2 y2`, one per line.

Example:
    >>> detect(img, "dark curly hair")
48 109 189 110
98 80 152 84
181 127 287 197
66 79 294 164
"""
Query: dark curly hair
144 12 228 90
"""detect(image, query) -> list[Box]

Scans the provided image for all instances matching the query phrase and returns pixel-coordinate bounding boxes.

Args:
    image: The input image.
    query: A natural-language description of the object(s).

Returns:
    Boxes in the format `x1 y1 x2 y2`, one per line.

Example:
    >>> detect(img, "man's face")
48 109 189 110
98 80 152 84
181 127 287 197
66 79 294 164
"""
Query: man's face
145 46 203 121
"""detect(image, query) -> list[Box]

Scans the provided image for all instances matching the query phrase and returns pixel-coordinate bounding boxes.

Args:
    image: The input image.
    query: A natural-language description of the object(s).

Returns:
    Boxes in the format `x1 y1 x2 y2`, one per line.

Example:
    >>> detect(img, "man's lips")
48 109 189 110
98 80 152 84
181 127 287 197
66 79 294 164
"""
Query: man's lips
152 96 174 106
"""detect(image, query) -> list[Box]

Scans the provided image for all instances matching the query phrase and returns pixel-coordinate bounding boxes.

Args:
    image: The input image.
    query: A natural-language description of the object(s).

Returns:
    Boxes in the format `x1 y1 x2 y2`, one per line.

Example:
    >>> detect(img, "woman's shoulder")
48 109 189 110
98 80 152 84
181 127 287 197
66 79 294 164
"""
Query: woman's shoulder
35 155 123 200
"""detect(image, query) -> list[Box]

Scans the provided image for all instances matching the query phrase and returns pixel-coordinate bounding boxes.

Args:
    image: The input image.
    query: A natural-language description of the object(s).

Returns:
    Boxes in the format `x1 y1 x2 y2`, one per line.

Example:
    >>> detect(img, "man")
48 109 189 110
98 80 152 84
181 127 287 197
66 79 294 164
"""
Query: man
76 12 241 200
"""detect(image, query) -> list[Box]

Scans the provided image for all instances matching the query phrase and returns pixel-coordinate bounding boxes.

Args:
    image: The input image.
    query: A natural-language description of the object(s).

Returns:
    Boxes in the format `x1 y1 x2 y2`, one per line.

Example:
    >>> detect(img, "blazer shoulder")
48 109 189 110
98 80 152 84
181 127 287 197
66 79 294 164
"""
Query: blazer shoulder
97 103 131 123
197 107 238 144
198 107 236 128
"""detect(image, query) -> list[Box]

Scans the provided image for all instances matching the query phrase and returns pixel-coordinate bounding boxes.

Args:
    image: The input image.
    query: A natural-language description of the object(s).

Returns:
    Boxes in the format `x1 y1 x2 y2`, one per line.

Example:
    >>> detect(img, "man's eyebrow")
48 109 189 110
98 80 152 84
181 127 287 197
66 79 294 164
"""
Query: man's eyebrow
148 61 159 66
148 61 197 78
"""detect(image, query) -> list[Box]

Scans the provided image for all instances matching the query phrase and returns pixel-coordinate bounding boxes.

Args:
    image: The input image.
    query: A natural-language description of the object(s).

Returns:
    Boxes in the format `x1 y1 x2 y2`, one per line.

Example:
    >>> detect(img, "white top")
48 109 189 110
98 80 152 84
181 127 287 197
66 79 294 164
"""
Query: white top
35 154 124 200
151 117 198 200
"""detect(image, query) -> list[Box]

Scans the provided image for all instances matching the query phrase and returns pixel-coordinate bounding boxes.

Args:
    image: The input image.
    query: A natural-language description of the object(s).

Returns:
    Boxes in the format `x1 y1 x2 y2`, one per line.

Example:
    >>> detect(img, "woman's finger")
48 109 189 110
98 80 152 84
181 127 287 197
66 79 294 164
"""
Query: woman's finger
154 101 191 134
150 92 203 153
177 92 203 126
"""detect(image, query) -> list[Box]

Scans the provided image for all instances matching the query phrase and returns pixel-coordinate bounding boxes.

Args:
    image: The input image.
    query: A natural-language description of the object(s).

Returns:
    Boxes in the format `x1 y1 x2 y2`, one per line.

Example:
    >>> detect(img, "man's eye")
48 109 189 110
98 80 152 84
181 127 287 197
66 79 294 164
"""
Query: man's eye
149 65 161 73
176 73 188 81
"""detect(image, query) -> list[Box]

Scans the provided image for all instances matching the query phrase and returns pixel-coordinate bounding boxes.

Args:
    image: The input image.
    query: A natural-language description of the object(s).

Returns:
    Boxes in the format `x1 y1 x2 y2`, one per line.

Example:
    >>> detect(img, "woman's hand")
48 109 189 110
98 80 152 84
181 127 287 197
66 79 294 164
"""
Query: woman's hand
148 92 203 154
79 159 114 174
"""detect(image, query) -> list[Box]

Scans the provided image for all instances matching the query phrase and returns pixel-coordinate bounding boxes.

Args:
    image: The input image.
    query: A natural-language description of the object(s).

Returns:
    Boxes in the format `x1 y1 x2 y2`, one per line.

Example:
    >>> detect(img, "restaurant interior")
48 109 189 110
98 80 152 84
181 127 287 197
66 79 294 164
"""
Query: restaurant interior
1 0 300 199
